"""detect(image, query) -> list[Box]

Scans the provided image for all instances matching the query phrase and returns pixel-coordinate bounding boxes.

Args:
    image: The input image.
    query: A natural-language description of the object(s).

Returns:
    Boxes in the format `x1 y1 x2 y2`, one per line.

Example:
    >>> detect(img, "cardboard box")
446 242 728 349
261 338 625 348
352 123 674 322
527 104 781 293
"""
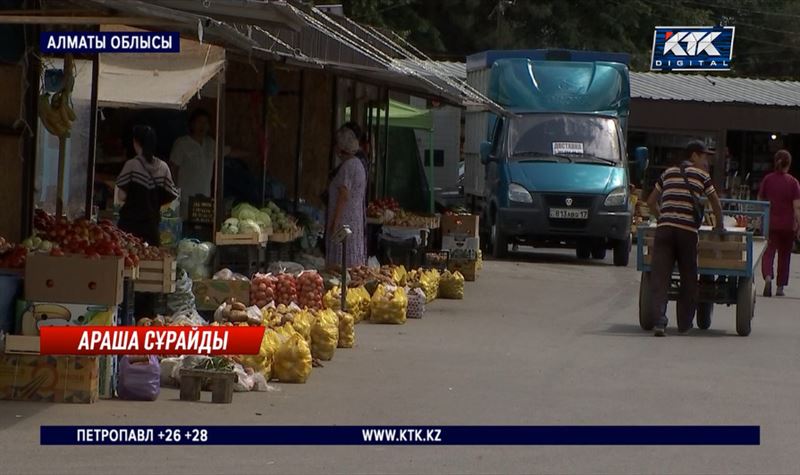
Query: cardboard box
25 253 124 306
448 258 478 282
442 236 480 260
0 354 99 403
192 279 251 311
4 335 39 355
17 301 117 336
441 214 479 238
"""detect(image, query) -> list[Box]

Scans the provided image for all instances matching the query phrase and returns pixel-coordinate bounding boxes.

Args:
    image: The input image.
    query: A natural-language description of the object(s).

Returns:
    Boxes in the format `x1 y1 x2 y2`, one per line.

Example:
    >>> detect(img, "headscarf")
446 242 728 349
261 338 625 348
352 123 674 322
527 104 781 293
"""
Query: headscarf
335 127 360 157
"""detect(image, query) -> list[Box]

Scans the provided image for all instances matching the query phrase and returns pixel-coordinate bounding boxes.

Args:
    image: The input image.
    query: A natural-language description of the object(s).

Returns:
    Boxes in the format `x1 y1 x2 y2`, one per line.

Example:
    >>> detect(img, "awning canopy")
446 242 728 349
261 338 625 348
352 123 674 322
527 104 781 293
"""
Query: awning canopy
96 25 224 109
347 100 433 130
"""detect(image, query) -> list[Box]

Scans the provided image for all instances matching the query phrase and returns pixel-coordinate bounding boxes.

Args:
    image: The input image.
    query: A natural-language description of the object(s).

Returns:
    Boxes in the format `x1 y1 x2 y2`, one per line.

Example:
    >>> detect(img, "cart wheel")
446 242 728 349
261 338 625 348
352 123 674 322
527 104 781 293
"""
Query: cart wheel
639 272 653 330
696 303 713 330
736 277 755 336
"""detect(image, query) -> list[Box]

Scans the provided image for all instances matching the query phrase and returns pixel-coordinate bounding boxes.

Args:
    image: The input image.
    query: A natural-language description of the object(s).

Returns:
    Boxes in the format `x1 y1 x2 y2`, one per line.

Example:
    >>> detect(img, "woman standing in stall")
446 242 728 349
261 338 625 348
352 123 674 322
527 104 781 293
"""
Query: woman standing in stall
116 125 179 245
116 125 178 318
326 127 367 269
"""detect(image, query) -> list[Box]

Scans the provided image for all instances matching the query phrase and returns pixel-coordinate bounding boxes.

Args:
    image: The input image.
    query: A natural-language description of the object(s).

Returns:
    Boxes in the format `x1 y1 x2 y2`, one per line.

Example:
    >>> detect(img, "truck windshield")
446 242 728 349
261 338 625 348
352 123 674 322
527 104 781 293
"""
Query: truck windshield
509 114 621 164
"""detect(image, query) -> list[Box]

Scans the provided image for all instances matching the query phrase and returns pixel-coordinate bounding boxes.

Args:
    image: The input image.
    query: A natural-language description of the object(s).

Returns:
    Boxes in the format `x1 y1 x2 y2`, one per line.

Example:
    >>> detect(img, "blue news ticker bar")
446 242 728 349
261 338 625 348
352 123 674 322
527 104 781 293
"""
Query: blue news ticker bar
40 425 761 446
40 31 180 53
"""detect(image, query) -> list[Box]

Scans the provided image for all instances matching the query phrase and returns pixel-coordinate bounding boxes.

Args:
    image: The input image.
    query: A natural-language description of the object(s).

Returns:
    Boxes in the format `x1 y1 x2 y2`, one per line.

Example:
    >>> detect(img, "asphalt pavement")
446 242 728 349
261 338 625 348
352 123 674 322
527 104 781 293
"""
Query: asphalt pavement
1 249 799 475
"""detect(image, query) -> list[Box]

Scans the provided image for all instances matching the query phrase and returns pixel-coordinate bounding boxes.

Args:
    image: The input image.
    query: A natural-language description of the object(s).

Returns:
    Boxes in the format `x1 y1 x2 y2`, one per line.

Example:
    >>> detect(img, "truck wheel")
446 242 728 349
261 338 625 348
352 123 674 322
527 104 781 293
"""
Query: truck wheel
736 277 755 336
491 217 508 259
576 242 591 259
591 241 607 260
613 236 631 267
696 303 713 329
639 272 653 330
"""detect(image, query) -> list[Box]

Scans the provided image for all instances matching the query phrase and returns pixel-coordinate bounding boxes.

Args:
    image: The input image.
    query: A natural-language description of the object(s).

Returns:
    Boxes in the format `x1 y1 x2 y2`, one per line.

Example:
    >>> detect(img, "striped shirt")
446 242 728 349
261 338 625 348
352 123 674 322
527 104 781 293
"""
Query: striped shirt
655 161 715 233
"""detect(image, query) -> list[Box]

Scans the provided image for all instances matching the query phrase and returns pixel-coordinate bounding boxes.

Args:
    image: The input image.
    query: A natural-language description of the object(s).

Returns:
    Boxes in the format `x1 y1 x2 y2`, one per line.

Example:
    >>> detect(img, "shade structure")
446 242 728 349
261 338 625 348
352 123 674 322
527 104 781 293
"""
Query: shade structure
95 25 225 109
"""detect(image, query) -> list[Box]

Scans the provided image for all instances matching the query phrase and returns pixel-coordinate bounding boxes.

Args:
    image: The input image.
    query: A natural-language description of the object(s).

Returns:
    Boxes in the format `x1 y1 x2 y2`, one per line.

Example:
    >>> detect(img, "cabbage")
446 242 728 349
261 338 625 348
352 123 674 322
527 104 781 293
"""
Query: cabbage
238 219 262 235
221 218 239 234
254 211 272 229
232 203 259 221
178 239 197 256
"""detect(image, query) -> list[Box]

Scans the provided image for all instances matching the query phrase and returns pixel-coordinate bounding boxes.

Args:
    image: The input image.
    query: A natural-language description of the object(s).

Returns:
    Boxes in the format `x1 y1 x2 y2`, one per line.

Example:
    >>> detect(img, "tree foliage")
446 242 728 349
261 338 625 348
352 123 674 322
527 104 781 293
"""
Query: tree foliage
322 0 800 78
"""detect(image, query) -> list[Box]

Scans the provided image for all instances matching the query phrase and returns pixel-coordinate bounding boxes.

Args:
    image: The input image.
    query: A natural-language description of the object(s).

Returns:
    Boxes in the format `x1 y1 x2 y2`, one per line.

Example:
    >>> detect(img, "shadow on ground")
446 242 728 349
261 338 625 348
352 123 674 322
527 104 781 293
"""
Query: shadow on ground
597 323 733 338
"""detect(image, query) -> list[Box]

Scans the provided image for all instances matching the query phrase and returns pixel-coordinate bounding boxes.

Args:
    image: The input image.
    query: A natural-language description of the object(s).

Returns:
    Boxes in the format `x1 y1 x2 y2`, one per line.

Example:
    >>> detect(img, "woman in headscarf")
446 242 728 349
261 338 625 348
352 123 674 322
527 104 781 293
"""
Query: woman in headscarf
326 127 367 269
759 149 800 297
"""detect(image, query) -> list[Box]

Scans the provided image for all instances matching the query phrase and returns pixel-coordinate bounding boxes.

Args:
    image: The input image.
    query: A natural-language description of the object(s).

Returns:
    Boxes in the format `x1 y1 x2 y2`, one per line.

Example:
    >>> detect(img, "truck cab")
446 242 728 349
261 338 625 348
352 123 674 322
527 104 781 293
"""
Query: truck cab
466 49 639 265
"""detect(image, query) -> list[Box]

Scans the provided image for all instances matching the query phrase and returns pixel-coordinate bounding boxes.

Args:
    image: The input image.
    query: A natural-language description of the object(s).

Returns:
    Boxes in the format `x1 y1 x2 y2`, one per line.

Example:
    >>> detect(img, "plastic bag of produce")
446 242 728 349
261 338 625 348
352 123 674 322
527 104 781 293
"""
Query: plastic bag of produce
310 309 338 360
238 328 280 380
439 270 465 299
336 310 355 348
351 286 372 322
370 285 408 324
274 273 298 306
406 287 426 318
273 333 312 383
297 270 324 310
291 308 315 343
117 355 160 401
250 273 277 308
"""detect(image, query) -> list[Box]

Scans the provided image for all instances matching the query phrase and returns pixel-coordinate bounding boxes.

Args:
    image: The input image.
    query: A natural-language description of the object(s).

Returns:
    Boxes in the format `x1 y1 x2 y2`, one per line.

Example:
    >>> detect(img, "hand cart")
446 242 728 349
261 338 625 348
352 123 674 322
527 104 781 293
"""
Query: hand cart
636 199 770 336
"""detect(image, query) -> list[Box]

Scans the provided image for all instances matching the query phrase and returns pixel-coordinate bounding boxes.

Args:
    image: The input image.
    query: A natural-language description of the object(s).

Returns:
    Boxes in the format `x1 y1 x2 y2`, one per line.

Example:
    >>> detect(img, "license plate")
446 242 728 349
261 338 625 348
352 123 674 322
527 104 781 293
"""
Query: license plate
549 208 588 219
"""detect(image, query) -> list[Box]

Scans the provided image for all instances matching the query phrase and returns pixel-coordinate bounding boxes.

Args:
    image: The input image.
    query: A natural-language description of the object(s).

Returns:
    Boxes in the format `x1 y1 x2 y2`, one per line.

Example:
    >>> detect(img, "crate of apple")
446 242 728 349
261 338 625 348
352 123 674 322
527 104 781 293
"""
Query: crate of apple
33 211 165 268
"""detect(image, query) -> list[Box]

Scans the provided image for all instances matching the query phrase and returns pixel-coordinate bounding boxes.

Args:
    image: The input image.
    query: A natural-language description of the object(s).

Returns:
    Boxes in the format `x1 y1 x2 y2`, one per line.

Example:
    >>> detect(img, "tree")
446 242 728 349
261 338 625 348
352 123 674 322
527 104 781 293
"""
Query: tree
328 0 800 78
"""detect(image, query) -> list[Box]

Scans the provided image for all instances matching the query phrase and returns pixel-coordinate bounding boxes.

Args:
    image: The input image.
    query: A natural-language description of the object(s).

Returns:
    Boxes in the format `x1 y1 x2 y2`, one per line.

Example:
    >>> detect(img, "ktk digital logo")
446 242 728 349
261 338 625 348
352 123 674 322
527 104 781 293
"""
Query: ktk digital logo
650 26 735 71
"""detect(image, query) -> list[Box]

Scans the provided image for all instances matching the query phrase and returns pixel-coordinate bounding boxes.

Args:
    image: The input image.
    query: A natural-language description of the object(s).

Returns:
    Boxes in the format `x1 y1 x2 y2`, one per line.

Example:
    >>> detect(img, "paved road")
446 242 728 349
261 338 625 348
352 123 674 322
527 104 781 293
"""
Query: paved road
2 250 799 475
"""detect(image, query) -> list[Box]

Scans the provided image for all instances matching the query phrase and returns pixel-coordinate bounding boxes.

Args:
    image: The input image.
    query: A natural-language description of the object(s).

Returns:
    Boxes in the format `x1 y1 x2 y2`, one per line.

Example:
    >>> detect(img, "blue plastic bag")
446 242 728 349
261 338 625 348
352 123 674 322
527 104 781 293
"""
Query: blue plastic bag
117 356 160 401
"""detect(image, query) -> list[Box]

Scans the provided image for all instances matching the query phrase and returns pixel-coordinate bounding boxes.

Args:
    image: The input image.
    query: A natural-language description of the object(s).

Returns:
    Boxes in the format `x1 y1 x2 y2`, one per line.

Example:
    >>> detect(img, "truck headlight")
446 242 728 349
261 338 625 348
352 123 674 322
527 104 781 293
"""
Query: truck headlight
508 183 533 203
604 187 628 207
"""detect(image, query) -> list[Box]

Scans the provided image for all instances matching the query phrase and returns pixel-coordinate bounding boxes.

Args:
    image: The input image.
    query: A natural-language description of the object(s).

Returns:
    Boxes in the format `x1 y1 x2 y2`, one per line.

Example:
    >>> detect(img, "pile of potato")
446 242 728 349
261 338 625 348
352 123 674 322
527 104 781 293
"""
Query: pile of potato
250 273 277 308
370 285 408 325
297 271 324 310
214 299 261 326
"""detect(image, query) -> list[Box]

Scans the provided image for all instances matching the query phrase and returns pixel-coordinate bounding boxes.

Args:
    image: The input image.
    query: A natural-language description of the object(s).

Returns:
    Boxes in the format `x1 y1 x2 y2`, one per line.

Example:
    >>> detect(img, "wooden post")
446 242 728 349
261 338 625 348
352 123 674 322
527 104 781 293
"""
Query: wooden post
84 50 100 219
55 136 66 217
213 68 227 233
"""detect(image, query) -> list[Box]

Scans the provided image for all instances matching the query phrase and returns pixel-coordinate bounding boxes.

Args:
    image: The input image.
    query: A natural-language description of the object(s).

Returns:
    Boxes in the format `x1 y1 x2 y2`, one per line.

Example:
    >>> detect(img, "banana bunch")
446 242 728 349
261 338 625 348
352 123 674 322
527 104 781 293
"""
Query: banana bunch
38 54 76 138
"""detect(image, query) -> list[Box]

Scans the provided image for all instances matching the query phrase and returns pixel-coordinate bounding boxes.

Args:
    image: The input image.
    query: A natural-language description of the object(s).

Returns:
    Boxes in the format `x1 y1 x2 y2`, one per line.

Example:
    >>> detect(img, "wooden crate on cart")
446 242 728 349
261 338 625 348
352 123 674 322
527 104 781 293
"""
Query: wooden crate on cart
640 227 748 270
134 255 177 293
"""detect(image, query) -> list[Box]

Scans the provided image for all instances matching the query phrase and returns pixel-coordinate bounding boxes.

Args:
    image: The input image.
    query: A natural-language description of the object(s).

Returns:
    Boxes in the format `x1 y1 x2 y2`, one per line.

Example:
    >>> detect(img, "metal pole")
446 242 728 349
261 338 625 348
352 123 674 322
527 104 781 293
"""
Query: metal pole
340 233 348 312
214 68 227 232
55 136 66 217
428 128 434 213
84 50 100 218
293 70 305 213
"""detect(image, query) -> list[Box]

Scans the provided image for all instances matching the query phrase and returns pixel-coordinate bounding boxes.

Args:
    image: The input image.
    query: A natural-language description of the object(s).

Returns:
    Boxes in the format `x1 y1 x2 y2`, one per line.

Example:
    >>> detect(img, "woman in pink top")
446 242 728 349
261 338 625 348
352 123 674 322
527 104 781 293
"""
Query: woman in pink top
758 149 800 297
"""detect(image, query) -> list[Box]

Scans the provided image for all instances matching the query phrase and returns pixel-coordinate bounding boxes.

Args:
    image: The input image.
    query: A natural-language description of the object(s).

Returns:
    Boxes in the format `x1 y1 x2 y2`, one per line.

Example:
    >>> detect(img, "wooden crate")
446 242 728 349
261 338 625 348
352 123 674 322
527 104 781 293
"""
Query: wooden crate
215 230 269 246
641 228 747 270
448 259 478 281
134 256 177 293
270 228 302 243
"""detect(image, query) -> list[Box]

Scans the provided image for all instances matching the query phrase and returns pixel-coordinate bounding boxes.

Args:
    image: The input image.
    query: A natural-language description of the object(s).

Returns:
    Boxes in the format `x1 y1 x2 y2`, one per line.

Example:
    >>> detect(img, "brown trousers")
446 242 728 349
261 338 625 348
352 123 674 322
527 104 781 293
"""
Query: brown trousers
650 226 698 329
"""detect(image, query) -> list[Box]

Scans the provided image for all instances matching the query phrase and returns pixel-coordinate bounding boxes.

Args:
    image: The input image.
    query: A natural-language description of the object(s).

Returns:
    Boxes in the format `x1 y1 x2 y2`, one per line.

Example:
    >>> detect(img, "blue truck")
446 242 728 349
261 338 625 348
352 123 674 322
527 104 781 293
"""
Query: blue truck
464 49 647 265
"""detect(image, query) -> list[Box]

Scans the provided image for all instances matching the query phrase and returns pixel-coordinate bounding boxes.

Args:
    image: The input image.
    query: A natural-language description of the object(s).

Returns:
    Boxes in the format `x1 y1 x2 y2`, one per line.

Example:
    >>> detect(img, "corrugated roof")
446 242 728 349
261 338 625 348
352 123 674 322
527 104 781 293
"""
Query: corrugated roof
630 72 800 107
413 60 800 109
